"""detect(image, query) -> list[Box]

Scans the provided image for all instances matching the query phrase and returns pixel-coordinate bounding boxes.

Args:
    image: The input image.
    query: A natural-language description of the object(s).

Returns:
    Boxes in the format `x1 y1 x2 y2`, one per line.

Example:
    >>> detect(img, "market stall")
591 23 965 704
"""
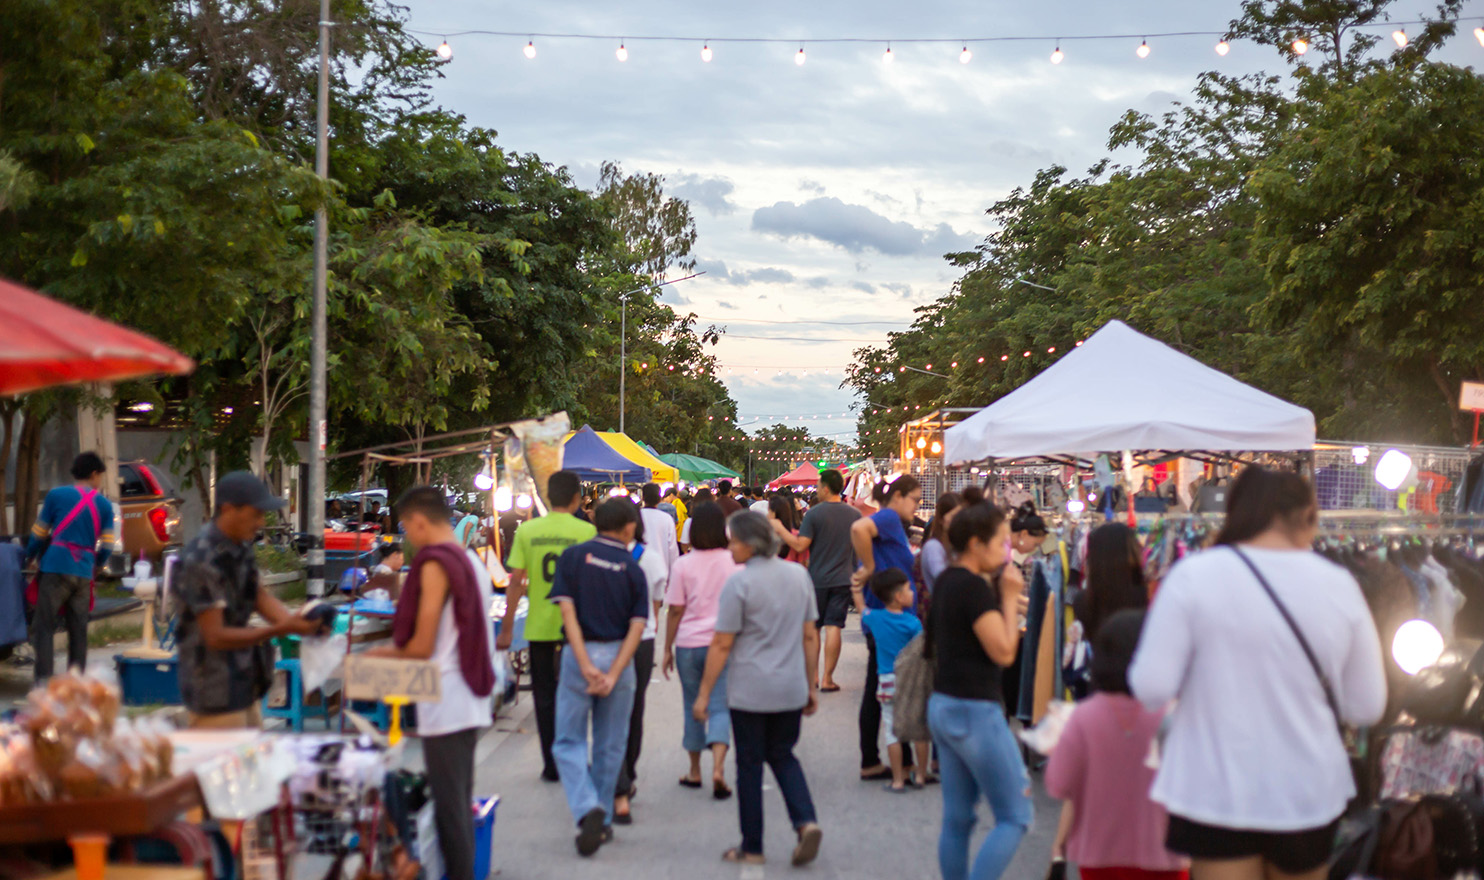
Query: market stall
589 431 678 482
561 426 651 483
656 452 741 483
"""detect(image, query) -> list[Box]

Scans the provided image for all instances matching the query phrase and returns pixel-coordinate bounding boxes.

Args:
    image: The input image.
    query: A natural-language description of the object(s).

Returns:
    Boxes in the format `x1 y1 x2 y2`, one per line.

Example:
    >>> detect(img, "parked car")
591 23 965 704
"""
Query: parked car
101 460 182 577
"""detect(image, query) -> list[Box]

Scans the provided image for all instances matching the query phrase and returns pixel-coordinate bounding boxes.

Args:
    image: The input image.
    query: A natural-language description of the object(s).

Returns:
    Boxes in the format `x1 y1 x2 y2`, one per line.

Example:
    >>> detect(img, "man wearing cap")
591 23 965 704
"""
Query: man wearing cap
174 471 324 728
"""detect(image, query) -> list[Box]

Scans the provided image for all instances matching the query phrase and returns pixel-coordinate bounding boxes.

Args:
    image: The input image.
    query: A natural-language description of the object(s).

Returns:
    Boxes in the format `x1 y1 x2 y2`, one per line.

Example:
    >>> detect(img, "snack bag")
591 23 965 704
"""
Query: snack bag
510 411 570 514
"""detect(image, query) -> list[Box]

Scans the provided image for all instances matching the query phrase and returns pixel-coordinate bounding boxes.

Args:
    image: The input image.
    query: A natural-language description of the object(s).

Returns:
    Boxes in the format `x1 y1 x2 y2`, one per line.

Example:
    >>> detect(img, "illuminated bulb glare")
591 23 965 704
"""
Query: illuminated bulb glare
1050 46 1064 64
473 472 495 492
1291 38 1308 54
977 356 985 363
1215 40 1230 56
1393 29 1408 48
960 46 972 63
701 43 713 62
523 41 536 59
1067 500 1086 514
1475 26 1484 46
616 43 628 62
795 47 806 66
1374 448 1414 491
916 437 927 450
1137 40 1151 58
493 486 513 511
1393 619 1444 675
905 449 915 460
515 493 533 510
883 46 894 63
436 40 452 59
1001 355 1009 361
1352 446 1371 466
930 441 942 455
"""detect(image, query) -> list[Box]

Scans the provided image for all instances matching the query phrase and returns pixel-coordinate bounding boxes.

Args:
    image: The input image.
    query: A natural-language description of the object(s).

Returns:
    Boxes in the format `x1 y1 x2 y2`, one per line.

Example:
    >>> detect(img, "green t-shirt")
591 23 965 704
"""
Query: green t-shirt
507 512 597 642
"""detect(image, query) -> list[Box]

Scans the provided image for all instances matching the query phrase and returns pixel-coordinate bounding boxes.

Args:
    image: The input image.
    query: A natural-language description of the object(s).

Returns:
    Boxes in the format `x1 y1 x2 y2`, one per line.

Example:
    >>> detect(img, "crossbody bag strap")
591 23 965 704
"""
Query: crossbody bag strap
1231 546 1345 737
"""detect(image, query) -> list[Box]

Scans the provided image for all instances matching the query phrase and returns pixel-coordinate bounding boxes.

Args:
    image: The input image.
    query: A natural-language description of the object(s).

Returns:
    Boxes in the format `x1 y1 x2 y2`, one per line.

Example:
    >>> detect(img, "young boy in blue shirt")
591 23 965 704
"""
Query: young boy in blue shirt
863 569 930 792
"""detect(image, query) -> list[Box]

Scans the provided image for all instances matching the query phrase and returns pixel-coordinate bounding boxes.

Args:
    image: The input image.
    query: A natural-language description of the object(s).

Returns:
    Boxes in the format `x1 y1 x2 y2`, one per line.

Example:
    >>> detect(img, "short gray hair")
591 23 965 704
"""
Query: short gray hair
727 510 780 558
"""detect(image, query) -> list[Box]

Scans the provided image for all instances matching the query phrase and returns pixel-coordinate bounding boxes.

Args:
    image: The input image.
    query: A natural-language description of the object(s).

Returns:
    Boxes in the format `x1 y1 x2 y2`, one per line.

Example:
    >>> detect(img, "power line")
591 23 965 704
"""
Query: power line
697 315 907 327
722 333 888 342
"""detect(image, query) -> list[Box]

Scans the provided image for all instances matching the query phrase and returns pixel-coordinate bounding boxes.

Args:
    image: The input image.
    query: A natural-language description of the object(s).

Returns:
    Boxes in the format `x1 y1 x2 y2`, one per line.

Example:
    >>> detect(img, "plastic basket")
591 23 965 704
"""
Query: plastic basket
115 654 181 705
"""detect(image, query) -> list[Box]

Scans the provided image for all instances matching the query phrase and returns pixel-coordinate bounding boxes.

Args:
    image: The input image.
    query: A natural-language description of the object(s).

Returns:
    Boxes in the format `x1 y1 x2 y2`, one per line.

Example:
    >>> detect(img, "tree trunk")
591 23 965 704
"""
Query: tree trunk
14 413 43 531
1427 356 1465 444
0 402 14 534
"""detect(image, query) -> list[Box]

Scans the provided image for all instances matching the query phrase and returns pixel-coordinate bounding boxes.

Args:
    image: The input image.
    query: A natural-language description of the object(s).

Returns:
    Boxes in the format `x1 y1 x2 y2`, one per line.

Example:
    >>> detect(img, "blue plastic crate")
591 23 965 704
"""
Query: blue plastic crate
469 796 499 880
115 654 181 705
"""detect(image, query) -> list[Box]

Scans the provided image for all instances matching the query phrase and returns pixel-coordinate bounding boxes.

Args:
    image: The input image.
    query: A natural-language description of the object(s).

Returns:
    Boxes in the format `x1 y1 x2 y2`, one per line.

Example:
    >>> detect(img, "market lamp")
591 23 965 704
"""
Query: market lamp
916 437 927 450
1067 500 1086 514
930 441 942 455
493 486 513 512
1374 448 1414 491
1392 619 1445 675
515 493 533 510
473 472 495 492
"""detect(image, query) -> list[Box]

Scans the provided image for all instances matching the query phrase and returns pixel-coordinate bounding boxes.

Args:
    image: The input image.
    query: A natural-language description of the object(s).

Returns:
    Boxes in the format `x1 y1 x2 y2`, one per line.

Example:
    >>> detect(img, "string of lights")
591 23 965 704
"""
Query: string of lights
414 18 1484 65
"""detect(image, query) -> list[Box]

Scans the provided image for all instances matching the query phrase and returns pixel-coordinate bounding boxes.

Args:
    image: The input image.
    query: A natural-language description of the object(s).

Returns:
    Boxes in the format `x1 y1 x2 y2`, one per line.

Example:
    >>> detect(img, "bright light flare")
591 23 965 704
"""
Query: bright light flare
1136 40 1151 58
1215 40 1230 56
1393 29 1408 48
1291 38 1308 54
1050 46 1064 64
1392 620 1444 675
616 43 629 62
701 43 713 62
523 41 536 59
960 46 972 63
436 41 452 59
795 47 807 66
473 472 494 492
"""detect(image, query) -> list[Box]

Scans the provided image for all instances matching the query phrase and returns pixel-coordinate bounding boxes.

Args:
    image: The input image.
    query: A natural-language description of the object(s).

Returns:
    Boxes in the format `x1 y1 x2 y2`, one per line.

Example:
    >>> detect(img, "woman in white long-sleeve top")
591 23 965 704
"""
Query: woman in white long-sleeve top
1129 466 1387 880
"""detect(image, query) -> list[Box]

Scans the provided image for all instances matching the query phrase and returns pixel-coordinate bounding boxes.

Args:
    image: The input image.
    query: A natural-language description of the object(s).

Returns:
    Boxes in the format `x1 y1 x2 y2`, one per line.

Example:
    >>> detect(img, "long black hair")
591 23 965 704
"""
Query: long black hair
1214 466 1317 546
946 502 1008 555
1091 609 1145 695
1010 501 1047 537
1080 523 1147 642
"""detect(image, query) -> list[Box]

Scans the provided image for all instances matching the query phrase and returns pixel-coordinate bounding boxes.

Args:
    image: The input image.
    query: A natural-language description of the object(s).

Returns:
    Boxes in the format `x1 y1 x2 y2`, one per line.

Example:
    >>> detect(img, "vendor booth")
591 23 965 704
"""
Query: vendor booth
562 426 651 483
591 431 678 482
658 452 741 483
767 461 846 490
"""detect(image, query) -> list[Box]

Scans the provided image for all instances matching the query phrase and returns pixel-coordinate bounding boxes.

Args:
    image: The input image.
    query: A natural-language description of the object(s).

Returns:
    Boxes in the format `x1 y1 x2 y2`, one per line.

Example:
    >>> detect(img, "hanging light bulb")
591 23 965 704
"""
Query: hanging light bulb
1050 45 1064 64
1393 29 1408 48
701 43 713 62
1136 39 1151 58
616 42 629 62
523 40 536 59
977 356 985 363
883 44 895 63
959 45 972 63
915 437 927 450
1291 37 1308 54
436 39 453 60
1000 355 1009 361
1214 40 1230 56
795 46 807 66
930 441 942 455
1475 26 1484 46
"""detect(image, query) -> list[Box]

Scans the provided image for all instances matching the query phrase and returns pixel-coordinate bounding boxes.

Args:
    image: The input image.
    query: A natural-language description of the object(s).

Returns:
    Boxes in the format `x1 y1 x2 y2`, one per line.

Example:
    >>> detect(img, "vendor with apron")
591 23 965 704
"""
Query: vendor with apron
174 471 324 728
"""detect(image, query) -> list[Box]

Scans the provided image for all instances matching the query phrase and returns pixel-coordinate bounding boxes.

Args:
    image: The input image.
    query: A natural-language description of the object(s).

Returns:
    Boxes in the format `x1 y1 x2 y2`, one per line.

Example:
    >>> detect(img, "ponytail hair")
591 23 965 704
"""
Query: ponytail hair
1010 501 1047 536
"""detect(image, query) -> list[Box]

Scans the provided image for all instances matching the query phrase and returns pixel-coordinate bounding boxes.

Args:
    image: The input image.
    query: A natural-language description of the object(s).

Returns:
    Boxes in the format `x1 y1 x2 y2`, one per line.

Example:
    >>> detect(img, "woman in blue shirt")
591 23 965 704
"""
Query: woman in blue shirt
849 475 922 780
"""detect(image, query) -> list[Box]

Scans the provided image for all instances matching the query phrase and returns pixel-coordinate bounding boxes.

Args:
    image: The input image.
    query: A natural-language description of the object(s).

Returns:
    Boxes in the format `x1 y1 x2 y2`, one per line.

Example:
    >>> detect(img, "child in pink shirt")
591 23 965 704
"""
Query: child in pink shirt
1046 610 1188 880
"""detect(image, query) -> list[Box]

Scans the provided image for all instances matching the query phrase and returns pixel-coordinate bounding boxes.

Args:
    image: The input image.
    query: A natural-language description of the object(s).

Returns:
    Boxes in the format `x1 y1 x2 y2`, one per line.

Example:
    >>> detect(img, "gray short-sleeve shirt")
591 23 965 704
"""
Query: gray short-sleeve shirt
714 555 819 713
797 501 861 588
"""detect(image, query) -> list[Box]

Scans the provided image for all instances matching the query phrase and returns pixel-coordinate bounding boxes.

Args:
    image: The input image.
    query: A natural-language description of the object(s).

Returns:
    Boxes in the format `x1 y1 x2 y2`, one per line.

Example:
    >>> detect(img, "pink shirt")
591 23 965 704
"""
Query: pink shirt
1045 693 1186 871
663 549 741 648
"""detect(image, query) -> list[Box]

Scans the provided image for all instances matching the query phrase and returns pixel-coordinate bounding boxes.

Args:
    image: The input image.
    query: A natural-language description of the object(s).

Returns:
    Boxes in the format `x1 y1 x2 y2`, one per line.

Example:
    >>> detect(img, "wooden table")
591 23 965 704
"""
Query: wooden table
41 867 206 880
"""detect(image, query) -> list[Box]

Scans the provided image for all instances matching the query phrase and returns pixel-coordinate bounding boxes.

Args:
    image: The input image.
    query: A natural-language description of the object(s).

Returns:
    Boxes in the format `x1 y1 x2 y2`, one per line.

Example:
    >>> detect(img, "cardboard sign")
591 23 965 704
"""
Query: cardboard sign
1461 382 1484 412
342 655 442 703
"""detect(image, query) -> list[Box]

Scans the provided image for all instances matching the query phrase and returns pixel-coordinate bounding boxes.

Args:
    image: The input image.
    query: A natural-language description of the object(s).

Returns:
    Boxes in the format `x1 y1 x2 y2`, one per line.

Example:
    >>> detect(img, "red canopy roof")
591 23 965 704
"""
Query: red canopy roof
768 462 850 490
0 277 194 396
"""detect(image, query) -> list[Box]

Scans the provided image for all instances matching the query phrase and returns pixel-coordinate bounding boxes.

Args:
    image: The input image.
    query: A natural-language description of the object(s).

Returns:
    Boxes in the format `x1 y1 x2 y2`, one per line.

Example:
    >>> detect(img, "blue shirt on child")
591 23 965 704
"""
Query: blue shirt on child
863 607 924 676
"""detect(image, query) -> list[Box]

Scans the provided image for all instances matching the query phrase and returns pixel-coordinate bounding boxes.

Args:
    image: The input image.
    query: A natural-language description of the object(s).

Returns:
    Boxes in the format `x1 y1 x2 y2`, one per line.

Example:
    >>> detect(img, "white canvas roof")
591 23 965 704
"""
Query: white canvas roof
943 321 1316 463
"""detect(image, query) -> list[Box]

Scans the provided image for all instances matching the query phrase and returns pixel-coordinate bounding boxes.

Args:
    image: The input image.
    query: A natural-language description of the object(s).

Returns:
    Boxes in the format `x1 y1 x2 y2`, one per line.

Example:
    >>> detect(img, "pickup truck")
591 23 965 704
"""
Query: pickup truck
101 460 182 577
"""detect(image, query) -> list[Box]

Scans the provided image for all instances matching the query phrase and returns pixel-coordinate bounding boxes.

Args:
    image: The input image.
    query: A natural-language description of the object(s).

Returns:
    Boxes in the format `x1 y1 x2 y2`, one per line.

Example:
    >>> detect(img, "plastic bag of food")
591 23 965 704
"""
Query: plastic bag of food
510 411 570 514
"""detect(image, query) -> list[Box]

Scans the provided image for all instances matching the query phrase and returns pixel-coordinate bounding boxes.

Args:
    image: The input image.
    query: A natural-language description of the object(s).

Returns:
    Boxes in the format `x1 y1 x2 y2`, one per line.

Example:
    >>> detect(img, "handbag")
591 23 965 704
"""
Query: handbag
1330 794 1484 880
892 633 933 744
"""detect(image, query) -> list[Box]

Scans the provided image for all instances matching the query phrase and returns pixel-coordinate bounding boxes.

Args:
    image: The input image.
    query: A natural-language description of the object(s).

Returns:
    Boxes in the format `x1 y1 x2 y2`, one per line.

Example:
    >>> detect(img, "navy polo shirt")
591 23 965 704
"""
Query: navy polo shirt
549 536 649 642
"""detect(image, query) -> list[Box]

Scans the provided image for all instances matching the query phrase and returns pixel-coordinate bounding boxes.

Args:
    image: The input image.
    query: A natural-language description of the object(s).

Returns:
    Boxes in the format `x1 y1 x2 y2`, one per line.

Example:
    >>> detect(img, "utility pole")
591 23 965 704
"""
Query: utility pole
307 0 331 597
619 292 626 434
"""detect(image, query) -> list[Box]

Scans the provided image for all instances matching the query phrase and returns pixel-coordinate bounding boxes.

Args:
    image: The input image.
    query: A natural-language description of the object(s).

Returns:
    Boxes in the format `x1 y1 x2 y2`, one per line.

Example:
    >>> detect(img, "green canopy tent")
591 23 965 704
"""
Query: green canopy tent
654 451 742 483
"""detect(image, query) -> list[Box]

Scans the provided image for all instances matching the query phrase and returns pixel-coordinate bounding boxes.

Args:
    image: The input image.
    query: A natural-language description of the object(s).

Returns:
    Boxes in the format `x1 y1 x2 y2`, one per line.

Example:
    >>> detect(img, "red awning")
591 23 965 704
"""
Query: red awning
768 462 850 490
0 277 194 396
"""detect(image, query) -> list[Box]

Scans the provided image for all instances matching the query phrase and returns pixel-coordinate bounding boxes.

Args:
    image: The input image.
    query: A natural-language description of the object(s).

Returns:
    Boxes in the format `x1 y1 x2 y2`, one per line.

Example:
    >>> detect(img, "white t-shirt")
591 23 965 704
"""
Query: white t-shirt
640 507 679 573
749 500 770 516
636 544 668 641
418 549 497 737
680 517 692 546
1129 545 1387 831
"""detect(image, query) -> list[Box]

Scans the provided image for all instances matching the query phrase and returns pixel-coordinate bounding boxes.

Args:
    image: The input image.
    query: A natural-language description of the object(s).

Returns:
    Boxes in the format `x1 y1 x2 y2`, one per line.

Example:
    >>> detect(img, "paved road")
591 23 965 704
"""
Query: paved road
464 619 1059 880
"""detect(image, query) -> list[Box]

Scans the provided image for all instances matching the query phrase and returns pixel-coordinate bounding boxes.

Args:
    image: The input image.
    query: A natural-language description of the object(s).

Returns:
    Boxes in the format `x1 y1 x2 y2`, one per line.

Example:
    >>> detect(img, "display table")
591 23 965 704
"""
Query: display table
0 774 202 845
41 867 206 880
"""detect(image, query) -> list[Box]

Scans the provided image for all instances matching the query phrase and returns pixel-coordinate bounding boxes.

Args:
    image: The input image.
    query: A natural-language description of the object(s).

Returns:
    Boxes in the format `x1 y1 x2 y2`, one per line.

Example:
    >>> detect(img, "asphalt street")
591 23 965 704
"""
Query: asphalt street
460 616 1060 880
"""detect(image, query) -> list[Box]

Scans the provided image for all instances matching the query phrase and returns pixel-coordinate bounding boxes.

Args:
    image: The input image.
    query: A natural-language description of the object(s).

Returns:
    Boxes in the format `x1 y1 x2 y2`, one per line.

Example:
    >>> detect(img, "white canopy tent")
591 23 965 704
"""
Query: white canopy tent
943 320 1316 464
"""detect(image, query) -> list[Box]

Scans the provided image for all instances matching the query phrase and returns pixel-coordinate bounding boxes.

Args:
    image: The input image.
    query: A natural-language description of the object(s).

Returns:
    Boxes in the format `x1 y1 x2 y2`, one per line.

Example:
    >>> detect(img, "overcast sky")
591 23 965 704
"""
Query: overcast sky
403 0 1480 448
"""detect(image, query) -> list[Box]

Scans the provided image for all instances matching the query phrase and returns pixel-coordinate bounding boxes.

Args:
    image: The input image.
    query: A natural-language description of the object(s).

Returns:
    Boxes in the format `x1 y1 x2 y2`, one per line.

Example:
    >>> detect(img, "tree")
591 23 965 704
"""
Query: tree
597 161 699 279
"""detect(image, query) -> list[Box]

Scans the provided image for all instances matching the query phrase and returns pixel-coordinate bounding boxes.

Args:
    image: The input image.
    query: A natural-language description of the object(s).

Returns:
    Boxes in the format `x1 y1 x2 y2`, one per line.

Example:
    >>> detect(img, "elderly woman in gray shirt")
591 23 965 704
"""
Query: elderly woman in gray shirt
694 511 824 868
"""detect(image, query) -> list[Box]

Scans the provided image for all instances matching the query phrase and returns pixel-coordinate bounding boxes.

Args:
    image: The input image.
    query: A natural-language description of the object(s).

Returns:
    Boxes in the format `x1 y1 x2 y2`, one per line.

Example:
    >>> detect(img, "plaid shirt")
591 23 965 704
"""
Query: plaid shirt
173 522 271 714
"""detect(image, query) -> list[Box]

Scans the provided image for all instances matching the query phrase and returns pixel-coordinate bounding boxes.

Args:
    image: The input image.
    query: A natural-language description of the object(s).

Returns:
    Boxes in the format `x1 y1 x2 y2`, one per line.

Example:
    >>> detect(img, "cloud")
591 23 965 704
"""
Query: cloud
696 258 799 286
882 282 914 299
717 300 738 311
866 189 900 207
799 179 826 194
751 196 976 257
805 276 831 289
849 280 876 294
669 173 738 215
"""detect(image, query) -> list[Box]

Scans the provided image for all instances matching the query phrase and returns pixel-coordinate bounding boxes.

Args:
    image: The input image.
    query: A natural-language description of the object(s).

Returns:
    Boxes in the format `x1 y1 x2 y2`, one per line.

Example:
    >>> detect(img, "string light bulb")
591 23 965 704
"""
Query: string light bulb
701 43 713 62
616 42 629 62
1392 29 1408 48
795 46 807 66
1214 40 1230 56
1050 45 1064 64
523 40 536 59
1136 39 1151 58
959 45 972 63
1475 26 1484 46
436 39 452 60
916 437 927 450
883 44 895 63
1291 37 1308 55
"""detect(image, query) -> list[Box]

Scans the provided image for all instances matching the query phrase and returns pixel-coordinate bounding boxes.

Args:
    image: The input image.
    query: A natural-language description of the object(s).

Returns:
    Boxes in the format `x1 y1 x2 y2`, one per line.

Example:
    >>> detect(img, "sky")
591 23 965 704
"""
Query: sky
401 0 1481 449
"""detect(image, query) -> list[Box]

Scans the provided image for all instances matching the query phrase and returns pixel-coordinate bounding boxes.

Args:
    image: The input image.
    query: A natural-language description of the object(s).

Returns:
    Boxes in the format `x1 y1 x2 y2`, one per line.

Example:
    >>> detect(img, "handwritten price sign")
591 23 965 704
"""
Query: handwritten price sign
343 656 443 703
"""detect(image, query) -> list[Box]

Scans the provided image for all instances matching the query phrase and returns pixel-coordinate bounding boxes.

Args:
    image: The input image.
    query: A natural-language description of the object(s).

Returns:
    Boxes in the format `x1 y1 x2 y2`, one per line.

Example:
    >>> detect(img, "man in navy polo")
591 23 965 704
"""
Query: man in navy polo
549 499 649 858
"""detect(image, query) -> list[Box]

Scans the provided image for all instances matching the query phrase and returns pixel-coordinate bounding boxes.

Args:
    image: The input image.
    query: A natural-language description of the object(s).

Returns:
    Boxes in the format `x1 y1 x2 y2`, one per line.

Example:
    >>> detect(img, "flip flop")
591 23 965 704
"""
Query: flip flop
793 824 823 867
678 777 703 789
713 779 733 801
883 782 909 793
722 848 766 865
819 684 842 692
859 767 892 781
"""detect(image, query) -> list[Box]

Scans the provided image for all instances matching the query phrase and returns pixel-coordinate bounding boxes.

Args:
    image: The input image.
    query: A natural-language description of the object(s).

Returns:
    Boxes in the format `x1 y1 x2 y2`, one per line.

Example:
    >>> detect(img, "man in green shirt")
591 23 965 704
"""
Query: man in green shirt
499 470 595 782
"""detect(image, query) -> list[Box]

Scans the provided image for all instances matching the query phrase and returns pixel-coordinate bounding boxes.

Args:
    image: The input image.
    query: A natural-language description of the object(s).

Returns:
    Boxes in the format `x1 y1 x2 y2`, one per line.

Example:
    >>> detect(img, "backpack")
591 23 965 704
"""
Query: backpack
892 632 933 744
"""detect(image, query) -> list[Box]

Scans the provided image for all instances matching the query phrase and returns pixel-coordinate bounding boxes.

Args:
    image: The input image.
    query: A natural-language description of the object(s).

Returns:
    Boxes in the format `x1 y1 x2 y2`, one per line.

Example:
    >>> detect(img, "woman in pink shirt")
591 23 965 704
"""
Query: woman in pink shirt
1047 610 1188 880
662 502 742 800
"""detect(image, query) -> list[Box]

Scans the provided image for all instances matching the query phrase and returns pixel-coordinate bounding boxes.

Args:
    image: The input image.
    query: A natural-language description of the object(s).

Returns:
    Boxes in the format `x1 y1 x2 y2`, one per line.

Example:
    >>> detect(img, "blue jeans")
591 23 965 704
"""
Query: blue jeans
731 708 817 856
553 641 637 826
676 646 730 753
928 693 1033 880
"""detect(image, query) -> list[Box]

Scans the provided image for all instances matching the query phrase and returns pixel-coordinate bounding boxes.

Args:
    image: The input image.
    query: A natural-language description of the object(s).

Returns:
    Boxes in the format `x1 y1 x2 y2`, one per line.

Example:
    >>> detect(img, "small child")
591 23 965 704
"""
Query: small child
862 569 931 792
1045 609 1188 880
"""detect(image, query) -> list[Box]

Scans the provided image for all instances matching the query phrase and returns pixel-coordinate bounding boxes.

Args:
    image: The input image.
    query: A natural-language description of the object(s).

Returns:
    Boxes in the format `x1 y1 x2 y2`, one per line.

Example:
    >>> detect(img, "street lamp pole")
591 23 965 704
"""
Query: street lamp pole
307 0 331 597
614 270 706 436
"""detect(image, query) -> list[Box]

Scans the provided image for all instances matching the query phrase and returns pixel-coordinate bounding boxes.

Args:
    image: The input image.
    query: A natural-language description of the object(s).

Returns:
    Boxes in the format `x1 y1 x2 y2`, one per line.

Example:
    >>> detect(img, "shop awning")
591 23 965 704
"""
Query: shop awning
943 320 1317 464
0 277 194 396
770 462 826 489
592 431 678 483
658 452 742 483
562 426 651 483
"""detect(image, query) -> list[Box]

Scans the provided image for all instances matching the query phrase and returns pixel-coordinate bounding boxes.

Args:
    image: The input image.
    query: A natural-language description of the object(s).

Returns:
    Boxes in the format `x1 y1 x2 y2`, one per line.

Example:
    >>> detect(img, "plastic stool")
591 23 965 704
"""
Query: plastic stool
261 658 332 731
348 698 391 731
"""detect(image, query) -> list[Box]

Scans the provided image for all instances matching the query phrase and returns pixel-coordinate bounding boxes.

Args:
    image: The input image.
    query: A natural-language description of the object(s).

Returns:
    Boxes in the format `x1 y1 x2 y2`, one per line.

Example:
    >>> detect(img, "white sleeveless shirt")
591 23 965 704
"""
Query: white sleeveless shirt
417 549 496 737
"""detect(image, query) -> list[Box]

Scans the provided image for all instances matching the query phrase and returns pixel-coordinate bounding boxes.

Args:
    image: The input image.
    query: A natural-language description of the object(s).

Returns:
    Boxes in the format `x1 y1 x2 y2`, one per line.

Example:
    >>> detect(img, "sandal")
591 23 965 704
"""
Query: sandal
819 684 841 693
793 824 823 867
859 767 892 781
678 776 703 789
722 847 766 865
883 782 909 793
713 778 733 801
